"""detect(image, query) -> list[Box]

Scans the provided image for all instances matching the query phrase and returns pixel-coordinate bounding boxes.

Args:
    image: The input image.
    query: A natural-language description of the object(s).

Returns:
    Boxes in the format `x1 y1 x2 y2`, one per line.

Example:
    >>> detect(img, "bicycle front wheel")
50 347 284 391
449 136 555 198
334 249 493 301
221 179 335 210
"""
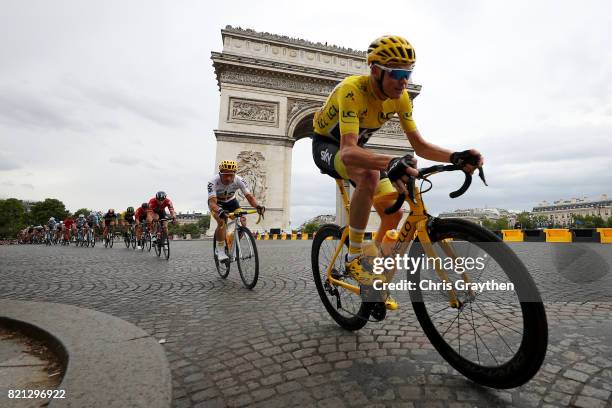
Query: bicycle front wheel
213 238 230 278
162 233 170 260
236 226 259 289
407 218 548 388
311 224 370 331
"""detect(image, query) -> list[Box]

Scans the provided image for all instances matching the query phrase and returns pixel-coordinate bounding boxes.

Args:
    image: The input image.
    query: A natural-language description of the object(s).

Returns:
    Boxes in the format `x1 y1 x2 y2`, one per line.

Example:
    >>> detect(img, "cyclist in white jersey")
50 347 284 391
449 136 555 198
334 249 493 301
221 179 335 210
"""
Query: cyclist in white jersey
208 160 265 261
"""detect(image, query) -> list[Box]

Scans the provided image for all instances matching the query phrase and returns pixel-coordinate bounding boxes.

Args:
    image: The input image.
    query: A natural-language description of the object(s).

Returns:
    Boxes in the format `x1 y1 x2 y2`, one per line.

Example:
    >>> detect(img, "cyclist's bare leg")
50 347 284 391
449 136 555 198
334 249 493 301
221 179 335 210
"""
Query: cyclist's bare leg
213 213 226 242
345 166 378 258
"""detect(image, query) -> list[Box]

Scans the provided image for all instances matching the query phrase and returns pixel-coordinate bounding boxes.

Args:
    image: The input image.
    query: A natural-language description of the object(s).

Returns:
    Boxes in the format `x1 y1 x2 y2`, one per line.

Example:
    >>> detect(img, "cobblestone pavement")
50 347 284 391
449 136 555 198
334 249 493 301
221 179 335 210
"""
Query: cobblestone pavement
1 241 611 408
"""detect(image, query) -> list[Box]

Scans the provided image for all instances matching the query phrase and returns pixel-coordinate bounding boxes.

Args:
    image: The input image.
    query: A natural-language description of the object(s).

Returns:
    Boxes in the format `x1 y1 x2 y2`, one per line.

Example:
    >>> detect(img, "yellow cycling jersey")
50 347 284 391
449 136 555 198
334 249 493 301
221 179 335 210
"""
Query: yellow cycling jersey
313 75 417 145
119 211 135 221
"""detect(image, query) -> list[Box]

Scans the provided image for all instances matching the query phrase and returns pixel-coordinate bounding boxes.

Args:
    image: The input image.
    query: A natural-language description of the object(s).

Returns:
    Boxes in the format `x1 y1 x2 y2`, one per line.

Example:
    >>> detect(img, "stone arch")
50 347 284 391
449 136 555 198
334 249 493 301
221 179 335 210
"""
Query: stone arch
210 26 421 233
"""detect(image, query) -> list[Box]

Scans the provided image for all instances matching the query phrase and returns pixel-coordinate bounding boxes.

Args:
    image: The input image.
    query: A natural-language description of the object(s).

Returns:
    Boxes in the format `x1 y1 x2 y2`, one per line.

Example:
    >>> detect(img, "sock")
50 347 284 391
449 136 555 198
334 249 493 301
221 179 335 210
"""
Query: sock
217 241 225 249
347 226 365 261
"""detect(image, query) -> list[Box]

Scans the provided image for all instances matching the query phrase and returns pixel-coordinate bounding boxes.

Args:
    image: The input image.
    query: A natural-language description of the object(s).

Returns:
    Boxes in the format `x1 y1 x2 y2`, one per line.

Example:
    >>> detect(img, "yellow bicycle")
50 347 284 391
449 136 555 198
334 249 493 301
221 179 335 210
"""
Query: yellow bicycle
311 165 548 388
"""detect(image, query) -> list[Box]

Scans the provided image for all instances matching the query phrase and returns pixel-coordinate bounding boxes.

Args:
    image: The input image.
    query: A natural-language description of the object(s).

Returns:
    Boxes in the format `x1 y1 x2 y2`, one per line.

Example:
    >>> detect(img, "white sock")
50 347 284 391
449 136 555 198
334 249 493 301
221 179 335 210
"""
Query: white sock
217 241 225 249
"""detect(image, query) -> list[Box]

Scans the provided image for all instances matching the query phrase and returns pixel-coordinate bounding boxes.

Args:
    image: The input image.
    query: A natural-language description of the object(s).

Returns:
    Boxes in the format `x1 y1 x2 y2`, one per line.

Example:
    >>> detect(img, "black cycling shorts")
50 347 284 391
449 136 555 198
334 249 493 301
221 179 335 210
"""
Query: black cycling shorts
219 198 240 213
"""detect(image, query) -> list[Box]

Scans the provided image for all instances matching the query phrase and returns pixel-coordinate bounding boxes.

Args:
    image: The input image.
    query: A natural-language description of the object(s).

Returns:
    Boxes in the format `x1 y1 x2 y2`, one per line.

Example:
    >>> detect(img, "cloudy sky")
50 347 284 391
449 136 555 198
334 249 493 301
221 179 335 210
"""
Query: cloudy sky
1 0 610 227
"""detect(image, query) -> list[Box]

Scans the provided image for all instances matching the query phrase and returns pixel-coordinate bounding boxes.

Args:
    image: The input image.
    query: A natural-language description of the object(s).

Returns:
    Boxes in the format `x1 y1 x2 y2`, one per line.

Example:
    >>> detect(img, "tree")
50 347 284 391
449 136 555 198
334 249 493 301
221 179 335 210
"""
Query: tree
182 223 200 239
73 208 92 218
516 212 534 229
198 214 210 234
0 198 26 238
302 222 320 234
29 198 69 226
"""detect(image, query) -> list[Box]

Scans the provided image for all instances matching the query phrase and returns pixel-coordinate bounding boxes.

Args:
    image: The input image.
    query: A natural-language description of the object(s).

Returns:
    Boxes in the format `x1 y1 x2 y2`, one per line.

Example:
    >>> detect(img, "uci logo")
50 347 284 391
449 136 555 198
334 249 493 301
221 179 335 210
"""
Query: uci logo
321 149 333 166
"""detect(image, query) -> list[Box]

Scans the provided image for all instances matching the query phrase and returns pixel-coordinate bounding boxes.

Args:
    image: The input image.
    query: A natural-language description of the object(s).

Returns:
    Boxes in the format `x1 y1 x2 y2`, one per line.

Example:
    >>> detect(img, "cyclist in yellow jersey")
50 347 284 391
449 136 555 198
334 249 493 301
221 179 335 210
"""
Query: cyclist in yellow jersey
312 35 484 309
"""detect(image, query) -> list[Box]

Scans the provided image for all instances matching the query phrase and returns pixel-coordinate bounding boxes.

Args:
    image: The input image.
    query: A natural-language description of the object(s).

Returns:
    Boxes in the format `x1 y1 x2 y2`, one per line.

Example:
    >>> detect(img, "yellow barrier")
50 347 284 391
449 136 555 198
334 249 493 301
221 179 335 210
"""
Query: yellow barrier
291 234 297 240
502 230 524 242
543 229 571 243
281 233 286 240
597 228 612 243
272 234 277 240
302 233 309 240
264 234 269 240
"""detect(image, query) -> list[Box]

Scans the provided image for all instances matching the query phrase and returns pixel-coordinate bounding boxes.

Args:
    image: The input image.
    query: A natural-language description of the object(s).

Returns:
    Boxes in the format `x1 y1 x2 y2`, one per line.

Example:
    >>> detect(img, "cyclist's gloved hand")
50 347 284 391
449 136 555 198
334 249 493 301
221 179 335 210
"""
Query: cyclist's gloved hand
256 205 266 216
386 153 417 183
217 208 228 221
450 149 483 174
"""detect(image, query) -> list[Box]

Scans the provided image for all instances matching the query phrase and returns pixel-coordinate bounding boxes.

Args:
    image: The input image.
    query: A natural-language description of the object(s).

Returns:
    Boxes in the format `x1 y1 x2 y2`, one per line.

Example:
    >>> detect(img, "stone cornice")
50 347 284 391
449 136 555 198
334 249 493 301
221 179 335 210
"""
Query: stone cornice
214 129 295 148
211 52 350 82
222 26 366 58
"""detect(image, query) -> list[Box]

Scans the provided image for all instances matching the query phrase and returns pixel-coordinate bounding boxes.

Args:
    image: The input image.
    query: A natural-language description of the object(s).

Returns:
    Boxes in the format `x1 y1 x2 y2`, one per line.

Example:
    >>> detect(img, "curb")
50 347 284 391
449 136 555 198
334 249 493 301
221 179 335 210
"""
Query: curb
0 300 172 408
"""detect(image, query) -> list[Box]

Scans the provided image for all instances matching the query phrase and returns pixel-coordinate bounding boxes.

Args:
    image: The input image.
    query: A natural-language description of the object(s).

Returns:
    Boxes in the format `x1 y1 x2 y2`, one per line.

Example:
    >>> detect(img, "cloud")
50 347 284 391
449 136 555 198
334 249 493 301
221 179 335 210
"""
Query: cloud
109 155 161 170
0 86 86 131
20 183 34 189
0 153 21 171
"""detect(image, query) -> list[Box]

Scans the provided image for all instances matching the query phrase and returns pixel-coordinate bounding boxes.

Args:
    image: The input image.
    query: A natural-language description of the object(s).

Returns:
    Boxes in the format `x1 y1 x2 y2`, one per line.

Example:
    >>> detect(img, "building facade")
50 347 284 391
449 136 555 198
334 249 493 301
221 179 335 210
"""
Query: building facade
437 208 517 227
532 194 611 227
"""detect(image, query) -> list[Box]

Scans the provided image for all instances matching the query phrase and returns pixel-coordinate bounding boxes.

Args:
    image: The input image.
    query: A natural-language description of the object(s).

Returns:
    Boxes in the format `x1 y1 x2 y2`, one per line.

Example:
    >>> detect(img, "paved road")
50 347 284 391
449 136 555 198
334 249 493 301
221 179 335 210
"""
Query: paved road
1 241 611 408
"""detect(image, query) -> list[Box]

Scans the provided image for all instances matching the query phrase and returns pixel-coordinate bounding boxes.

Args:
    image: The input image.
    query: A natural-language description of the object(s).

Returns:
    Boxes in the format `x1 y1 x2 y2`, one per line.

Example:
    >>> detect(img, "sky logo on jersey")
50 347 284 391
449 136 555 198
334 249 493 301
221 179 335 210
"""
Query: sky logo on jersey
320 148 333 166
207 183 213 193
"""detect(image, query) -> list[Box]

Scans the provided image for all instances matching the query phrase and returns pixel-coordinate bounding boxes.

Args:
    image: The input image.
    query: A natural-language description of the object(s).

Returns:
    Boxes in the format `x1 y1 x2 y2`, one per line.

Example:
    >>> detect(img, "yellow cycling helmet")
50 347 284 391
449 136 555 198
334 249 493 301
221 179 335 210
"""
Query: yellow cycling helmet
219 160 237 173
367 35 416 66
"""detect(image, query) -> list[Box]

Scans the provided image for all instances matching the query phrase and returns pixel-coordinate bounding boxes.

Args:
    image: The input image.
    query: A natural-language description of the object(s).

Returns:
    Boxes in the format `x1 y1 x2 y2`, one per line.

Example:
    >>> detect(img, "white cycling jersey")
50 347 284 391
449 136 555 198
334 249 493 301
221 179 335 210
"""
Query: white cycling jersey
207 174 251 203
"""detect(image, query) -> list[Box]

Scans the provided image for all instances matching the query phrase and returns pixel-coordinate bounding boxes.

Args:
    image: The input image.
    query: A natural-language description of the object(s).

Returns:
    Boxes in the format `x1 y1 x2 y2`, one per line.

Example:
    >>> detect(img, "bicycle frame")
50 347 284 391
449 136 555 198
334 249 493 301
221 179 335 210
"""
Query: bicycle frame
325 179 473 308
223 210 261 261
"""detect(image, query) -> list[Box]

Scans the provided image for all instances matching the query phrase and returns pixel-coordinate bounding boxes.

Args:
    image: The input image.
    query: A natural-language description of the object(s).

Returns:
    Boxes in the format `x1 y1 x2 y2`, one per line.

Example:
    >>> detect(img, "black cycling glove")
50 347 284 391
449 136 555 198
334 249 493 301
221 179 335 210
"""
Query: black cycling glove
386 153 417 182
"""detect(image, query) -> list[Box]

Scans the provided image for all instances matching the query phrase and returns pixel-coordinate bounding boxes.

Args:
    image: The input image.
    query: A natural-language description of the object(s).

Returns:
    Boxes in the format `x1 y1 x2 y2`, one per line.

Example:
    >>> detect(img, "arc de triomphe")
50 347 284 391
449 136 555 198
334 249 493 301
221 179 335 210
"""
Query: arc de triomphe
210 26 421 233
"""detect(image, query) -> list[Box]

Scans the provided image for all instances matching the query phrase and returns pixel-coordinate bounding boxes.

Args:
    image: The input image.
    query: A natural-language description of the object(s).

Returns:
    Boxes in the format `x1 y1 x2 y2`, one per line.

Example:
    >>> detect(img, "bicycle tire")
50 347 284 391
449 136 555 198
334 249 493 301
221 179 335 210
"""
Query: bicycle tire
146 233 152 252
408 218 548 389
311 224 370 331
213 237 230 278
236 226 259 289
162 232 170 260
109 231 114 248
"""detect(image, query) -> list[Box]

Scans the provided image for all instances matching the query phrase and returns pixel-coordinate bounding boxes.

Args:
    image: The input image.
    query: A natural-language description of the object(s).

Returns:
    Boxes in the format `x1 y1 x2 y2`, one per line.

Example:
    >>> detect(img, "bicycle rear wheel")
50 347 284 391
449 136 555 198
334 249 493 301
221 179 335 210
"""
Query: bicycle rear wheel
154 234 161 257
236 226 259 289
213 238 230 278
407 218 548 388
311 224 370 331
145 233 152 252
109 231 114 248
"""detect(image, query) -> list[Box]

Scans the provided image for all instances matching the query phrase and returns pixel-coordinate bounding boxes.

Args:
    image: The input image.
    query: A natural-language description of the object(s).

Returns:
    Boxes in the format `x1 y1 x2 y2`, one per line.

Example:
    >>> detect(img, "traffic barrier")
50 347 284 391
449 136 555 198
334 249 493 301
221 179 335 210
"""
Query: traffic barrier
597 228 612 243
291 234 297 240
264 234 269 240
281 233 287 240
272 234 278 240
543 229 572 243
301 233 309 240
523 229 545 242
501 230 524 242
571 229 601 243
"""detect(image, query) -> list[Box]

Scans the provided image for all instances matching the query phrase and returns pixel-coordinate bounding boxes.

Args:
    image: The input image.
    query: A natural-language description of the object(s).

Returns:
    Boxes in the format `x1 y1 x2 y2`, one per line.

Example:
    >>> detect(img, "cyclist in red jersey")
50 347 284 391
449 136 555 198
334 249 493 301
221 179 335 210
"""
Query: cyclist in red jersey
147 191 177 240
134 203 149 249
63 215 75 241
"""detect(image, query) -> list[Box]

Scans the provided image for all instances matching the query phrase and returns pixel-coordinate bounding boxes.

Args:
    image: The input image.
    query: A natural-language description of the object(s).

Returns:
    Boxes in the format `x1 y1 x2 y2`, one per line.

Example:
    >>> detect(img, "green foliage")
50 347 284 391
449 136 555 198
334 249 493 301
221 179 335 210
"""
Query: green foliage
302 222 320 234
480 217 509 231
573 215 606 228
29 198 69 226
516 212 534 229
0 198 26 238
198 214 210 233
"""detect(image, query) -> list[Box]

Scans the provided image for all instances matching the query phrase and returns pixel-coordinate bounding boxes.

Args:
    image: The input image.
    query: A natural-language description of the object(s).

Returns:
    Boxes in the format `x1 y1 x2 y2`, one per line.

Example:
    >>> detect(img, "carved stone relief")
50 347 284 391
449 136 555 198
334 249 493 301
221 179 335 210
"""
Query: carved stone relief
376 118 404 138
287 98 321 122
220 70 336 96
228 98 278 126
236 151 267 205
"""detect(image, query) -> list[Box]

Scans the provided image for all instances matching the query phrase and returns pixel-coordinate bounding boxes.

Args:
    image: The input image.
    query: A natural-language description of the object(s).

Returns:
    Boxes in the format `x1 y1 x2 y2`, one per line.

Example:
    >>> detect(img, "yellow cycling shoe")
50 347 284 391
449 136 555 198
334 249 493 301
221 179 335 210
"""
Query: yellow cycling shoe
345 255 377 286
385 295 399 311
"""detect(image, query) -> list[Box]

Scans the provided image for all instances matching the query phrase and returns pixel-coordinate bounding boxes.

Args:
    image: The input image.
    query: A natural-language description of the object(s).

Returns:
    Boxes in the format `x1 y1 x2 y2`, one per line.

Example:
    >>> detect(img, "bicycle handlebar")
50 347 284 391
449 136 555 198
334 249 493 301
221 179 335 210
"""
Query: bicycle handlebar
383 164 488 215
227 209 264 224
